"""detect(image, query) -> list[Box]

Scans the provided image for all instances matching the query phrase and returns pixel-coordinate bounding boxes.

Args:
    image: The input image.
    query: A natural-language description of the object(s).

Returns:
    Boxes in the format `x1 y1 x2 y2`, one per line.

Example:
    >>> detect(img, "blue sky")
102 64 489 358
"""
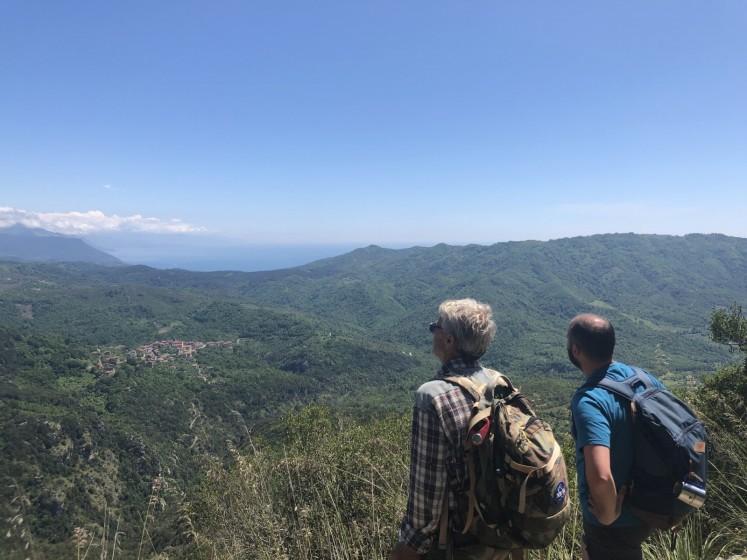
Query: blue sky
1 0 746 246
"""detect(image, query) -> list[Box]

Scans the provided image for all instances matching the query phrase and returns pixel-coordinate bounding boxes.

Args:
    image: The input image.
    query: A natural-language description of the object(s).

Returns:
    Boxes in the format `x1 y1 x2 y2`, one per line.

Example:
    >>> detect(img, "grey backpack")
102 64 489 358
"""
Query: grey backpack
597 368 707 528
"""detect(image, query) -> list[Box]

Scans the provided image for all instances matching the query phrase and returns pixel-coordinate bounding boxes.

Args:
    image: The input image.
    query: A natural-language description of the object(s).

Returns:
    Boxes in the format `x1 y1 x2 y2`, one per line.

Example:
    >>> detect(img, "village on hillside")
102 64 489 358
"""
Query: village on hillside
93 338 234 376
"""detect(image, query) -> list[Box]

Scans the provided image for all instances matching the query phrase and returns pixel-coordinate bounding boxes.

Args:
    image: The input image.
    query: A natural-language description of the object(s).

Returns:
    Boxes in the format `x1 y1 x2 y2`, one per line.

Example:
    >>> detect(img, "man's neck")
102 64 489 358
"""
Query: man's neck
439 356 480 376
582 360 612 377
438 350 460 365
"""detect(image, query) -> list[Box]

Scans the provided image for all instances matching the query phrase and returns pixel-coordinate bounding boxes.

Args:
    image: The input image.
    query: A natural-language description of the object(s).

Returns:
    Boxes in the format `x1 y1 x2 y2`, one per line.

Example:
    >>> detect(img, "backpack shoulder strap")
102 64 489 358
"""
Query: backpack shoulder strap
483 367 514 393
443 368 513 403
630 367 655 389
596 377 635 401
443 375 484 402
596 367 652 401
440 373 489 536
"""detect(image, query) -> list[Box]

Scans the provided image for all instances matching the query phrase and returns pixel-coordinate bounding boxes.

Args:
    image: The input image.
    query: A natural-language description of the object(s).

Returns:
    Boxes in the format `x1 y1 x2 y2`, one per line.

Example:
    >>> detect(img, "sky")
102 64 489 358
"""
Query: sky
1 0 746 255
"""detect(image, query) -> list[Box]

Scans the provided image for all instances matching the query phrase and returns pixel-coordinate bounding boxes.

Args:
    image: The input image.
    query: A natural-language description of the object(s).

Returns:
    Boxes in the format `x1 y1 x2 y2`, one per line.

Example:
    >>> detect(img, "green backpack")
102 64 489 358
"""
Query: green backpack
442 369 570 550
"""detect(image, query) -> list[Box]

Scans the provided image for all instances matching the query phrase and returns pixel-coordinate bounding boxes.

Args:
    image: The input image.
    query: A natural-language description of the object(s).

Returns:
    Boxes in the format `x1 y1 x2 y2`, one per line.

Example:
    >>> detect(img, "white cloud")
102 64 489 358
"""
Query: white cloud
0 207 206 235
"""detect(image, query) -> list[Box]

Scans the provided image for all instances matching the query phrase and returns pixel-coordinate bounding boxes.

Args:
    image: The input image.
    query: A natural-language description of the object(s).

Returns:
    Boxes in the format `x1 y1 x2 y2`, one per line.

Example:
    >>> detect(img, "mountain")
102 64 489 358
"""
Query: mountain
231 233 747 372
1 233 746 557
0 224 122 265
3 233 746 381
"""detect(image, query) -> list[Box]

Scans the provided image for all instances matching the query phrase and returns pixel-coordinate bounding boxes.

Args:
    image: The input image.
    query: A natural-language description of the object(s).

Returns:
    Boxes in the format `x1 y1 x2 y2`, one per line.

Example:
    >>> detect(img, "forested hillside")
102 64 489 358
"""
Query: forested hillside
236 233 747 373
1 233 746 558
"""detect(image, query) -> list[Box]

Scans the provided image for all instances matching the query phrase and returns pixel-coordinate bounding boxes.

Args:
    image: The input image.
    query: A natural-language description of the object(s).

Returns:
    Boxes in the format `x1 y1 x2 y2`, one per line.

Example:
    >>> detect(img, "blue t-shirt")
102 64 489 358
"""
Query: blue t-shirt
571 361 664 527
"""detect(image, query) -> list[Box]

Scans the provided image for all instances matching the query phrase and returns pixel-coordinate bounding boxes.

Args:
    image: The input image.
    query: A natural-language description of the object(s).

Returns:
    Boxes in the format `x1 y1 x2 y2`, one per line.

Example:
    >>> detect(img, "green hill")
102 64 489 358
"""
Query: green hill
1 233 746 558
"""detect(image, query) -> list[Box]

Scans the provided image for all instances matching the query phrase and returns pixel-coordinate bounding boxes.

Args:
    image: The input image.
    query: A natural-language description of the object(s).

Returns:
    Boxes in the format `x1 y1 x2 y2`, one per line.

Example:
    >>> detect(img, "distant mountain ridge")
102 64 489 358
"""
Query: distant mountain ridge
229 232 747 373
2 232 745 377
0 223 122 265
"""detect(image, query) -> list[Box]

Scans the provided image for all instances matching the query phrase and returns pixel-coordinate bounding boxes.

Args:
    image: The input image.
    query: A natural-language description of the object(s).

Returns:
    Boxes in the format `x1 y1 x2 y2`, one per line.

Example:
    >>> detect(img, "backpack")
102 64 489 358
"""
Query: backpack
596 367 708 529
442 369 570 550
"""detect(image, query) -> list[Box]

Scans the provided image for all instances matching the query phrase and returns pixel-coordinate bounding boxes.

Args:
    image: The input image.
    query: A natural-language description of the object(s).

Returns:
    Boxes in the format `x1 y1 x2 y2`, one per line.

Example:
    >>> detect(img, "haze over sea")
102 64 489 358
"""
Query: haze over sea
103 243 364 271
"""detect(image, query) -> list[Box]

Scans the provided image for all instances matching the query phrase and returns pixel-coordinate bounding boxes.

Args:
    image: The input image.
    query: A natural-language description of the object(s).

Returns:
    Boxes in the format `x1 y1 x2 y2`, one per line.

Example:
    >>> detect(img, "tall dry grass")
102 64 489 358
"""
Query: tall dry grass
185 398 747 560
185 406 409 559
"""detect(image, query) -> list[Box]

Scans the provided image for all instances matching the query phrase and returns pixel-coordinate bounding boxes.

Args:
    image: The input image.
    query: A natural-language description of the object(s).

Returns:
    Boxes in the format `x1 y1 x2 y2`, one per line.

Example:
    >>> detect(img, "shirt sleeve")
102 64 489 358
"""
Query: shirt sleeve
398 402 448 554
573 393 611 449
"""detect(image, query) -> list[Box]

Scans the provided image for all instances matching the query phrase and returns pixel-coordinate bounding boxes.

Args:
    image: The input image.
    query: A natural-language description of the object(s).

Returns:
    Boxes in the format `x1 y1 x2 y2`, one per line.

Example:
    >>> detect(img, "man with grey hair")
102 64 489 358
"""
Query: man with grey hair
391 298 519 560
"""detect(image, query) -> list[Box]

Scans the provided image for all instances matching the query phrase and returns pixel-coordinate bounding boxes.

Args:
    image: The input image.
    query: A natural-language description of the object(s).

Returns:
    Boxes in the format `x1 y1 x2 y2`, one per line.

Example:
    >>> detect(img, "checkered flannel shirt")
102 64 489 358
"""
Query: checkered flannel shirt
397 358 480 554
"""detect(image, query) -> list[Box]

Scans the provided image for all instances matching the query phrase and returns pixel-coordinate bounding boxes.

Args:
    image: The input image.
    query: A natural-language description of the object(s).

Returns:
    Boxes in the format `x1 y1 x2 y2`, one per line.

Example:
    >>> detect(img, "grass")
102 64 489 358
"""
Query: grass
184 408 409 560
182 396 747 560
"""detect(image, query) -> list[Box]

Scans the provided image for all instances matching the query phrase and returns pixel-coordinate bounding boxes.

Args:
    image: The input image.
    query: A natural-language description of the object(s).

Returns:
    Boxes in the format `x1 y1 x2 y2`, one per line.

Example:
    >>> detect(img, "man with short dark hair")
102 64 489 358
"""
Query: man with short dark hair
566 313 662 560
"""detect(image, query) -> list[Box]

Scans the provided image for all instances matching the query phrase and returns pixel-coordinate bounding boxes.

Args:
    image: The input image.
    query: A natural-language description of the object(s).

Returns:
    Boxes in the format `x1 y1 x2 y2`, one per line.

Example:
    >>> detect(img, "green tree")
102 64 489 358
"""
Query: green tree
710 303 747 371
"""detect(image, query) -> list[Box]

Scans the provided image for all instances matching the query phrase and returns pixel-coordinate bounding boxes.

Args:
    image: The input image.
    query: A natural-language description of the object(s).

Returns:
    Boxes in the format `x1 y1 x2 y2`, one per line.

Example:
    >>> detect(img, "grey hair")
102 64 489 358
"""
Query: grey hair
438 298 496 359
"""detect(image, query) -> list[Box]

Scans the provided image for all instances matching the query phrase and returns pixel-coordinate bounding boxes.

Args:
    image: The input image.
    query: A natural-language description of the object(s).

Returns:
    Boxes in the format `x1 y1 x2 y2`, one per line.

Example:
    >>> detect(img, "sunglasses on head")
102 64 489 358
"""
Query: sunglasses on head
429 322 443 333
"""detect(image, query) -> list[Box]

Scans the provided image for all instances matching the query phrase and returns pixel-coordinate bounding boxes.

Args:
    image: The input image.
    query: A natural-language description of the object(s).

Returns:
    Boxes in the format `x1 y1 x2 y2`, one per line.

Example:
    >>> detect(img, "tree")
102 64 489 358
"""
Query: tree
710 303 747 371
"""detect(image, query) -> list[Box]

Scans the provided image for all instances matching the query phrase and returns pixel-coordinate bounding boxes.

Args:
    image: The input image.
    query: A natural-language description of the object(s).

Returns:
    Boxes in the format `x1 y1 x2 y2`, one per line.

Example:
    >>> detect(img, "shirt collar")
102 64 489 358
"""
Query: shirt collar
436 356 482 378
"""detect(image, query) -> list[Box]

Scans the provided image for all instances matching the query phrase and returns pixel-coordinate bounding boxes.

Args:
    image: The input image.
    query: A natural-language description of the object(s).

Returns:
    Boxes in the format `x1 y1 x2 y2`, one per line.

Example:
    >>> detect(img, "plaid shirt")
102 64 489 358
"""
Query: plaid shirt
397 358 481 554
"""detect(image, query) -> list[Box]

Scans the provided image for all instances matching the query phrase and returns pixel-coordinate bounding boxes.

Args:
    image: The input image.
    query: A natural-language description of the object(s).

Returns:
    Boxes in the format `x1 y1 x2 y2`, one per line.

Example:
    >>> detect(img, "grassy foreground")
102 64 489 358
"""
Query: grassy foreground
45 362 747 559
179 364 746 560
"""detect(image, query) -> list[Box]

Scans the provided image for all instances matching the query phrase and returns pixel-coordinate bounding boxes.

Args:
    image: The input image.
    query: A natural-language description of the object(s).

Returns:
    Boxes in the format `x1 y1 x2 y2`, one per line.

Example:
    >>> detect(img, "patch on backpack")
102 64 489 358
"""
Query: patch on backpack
693 441 706 453
552 481 567 504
